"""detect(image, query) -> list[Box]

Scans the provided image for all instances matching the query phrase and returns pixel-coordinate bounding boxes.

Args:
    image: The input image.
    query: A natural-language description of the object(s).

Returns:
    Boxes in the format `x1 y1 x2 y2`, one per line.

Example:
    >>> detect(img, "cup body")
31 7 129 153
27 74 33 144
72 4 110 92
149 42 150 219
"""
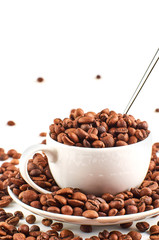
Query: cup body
47 133 152 195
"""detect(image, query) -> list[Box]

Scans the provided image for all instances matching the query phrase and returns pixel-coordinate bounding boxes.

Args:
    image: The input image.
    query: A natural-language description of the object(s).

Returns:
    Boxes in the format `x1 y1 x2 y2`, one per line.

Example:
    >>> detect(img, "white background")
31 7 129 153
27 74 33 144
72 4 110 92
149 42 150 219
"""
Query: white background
0 0 159 239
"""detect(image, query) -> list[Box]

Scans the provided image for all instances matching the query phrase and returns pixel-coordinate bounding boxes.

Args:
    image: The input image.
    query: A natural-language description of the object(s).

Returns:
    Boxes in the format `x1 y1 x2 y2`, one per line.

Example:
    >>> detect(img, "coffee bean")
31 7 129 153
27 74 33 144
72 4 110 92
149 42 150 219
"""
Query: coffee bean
37 233 49 240
119 235 132 240
61 205 73 215
120 222 133 229
37 77 44 82
95 75 101 79
26 215 36 224
47 206 60 214
108 208 118 216
150 234 159 239
56 188 73 196
101 135 115 147
60 229 74 239
98 229 109 239
78 116 94 124
80 225 92 233
72 192 87 202
18 224 29 235
13 233 26 240
126 205 138 214
136 221 149 232
109 198 124 210
42 218 52 226
7 121 15 126
85 200 100 212
51 222 63 232
39 132 47 137
82 210 99 219
92 140 105 148
150 225 159 235
5 216 19 226
128 231 142 240
30 225 40 232
109 231 122 240
21 190 38 202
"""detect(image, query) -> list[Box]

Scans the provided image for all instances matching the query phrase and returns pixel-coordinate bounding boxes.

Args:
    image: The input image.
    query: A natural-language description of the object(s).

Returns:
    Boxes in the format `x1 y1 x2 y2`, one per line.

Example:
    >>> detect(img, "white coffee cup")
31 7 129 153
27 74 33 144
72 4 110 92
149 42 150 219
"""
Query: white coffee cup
19 132 152 196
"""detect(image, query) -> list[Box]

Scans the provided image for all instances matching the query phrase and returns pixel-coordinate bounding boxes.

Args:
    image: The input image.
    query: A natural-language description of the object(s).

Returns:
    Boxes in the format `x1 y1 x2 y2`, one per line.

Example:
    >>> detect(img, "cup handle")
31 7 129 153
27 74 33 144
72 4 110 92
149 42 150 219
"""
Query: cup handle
19 144 56 194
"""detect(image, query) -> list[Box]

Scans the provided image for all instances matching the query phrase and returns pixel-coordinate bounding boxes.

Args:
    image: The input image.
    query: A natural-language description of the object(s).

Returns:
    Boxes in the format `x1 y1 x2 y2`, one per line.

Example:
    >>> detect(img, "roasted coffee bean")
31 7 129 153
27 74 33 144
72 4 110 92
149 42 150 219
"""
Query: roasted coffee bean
120 222 133 229
109 198 124 210
5 216 19 226
85 200 100 212
42 218 52 226
153 199 159 208
47 206 60 213
108 208 118 216
150 225 159 235
128 231 142 240
51 222 63 232
82 210 99 219
20 190 38 202
80 225 92 233
150 234 159 239
119 235 132 240
125 205 138 214
72 192 87 202
18 224 29 235
60 229 74 239
98 229 109 239
7 121 15 126
37 232 49 240
13 233 26 240
29 225 40 233
109 230 122 239
56 188 73 196
136 221 149 232
37 77 44 82
26 215 36 224
102 193 114 202
61 205 73 215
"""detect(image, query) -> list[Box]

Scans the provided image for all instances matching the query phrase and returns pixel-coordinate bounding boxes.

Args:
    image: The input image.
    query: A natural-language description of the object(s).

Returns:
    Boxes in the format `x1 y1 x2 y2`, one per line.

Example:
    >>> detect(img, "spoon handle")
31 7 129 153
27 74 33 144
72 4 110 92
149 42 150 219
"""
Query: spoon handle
123 49 159 114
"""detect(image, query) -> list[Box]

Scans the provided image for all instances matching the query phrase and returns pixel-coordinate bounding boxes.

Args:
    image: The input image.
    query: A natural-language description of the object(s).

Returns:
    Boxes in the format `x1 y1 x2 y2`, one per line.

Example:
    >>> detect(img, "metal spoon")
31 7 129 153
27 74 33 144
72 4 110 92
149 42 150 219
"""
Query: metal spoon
124 49 159 114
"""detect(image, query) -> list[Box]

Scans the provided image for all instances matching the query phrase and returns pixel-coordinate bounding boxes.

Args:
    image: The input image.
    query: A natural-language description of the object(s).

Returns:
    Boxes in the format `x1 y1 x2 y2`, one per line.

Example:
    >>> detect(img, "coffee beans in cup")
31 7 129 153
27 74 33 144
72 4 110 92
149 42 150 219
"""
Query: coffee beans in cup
49 108 150 148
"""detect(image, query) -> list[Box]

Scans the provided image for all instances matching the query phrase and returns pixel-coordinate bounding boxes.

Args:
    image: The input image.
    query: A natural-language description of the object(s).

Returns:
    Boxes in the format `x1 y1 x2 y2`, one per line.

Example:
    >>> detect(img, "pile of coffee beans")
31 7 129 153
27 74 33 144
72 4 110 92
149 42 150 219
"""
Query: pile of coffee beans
49 108 150 148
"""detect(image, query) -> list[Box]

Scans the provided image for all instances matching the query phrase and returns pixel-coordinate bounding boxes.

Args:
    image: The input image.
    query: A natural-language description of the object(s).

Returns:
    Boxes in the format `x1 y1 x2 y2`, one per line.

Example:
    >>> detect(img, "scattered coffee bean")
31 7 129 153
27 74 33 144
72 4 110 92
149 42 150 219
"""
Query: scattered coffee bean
42 218 52 226
37 77 44 83
136 221 149 232
128 231 142 240
30 225 40 232
26 215 36 224
14 211 24 219
96 75 101 79
7 121 15 126
60 229 74 239
155 108 159 112
18 224 29 235
39 132 47 137
51 222 63 232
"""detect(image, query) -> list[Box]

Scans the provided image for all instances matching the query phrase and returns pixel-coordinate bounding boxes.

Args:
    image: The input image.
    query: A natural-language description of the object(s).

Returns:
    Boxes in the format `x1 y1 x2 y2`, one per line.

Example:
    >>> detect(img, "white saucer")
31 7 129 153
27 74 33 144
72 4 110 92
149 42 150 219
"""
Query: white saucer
8 187 159 226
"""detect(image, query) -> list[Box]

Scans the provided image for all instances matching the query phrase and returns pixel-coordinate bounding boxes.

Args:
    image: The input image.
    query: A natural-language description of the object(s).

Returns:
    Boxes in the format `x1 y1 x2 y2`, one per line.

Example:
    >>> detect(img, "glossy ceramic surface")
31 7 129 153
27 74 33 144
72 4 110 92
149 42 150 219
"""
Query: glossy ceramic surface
19 134 152 195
